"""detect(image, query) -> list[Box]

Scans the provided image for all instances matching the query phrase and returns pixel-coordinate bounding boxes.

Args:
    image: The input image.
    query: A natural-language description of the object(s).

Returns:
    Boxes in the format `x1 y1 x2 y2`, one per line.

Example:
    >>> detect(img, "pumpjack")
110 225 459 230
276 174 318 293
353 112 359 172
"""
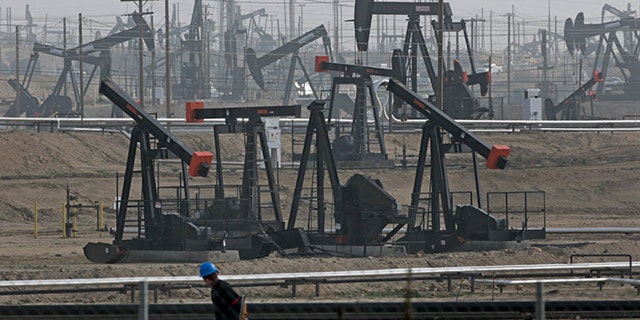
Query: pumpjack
246 25 333 105
180 0 208 100
4 53 41 117
313 50 405 168
565 11 640 99
388 79 544 252
288 100 410 255
288 82 544 255
185 101 308 259
5 13 154 117
544 71 604 120
84 79 307 263
353 0 491 119
218 3 272 101
84 79 213 263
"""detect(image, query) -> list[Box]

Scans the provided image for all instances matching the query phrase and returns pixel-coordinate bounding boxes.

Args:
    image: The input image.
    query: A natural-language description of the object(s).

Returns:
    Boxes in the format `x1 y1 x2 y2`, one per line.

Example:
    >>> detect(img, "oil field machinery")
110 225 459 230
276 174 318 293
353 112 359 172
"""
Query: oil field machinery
246 25 333 105
184 101 308 260
353 0 491 119
84 79 213 263
544 71 604 120
5 14 154 117
313 50 404 168
565 11 640 99
387 79 545 252
288 100 410 255
288 81 544 255
84 79 308 263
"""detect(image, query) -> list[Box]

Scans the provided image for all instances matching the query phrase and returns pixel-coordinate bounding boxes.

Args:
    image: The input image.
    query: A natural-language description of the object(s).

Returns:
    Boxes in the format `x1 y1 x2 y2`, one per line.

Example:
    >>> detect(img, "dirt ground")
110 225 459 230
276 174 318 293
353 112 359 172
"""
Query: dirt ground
3 77 640 305
1 127 640 304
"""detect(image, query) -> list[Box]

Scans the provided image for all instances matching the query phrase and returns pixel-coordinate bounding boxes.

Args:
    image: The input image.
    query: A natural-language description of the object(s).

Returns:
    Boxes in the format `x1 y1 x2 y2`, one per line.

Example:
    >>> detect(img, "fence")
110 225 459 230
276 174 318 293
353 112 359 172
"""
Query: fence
3 262 640 319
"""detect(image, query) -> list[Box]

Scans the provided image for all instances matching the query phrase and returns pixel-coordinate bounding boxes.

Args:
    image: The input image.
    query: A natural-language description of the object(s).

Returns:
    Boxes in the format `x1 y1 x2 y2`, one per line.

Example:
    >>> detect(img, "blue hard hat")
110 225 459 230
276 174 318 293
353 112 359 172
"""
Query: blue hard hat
199 262 219 278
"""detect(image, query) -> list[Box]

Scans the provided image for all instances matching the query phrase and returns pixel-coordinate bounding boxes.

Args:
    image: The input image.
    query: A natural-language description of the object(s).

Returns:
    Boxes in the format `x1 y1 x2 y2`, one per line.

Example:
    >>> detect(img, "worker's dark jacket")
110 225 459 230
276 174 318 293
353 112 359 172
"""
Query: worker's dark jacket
210 279 242 320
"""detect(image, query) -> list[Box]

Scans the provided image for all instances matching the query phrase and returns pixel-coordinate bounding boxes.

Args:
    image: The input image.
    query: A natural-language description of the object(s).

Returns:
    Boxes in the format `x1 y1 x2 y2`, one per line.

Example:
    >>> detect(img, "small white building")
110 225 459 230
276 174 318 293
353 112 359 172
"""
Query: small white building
522 89 542 120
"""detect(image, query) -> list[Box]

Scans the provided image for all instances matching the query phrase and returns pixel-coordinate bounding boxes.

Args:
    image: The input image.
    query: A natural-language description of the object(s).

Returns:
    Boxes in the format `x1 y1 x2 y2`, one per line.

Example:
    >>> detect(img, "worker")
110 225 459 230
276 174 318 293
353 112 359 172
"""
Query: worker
200 261 247 320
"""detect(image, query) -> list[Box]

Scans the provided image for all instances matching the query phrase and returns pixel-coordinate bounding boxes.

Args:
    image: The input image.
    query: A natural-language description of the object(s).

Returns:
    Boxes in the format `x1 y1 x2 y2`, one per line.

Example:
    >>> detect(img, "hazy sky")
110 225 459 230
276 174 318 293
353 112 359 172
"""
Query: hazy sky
1 0 638 49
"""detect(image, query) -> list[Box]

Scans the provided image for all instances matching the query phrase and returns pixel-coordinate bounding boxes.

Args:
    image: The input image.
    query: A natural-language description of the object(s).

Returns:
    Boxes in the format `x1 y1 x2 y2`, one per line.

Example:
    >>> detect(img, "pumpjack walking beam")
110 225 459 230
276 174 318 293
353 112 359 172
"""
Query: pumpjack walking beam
99 79 213 246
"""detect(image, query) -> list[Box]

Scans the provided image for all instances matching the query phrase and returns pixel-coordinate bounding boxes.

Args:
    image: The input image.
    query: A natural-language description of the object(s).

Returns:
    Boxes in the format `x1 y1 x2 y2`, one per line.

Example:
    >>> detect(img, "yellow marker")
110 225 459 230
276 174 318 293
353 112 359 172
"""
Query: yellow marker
33 202 38 238
62 203 66 238
99 201 104 238
73 205 78 238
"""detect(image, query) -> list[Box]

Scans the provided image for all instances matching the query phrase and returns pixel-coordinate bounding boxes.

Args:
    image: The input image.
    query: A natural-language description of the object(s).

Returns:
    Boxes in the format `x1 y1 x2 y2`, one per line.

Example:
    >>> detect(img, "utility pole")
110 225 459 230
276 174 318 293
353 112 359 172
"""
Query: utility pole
150 15 155 106
333 0 339 54
15 25 19 113
289 0 295 39
506 12 511 105
489 11 493 55
522 18 525 50
298 3 305 37
79 13 84 118
15 25 19 84
437 0 444 111
63 17 67 96
138 1 144 108
481 8 485 53
470 17 485 58
164 0 170 116
121 0 149 109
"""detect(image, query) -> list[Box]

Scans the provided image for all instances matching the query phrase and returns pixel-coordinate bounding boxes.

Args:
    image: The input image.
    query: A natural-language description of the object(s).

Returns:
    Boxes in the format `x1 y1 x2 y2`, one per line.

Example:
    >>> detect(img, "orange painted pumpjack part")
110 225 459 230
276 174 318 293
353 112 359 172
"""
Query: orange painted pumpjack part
314 56 330 72
593 70 604 83
189 151 214 177
486 145 510 169
185 101 205 123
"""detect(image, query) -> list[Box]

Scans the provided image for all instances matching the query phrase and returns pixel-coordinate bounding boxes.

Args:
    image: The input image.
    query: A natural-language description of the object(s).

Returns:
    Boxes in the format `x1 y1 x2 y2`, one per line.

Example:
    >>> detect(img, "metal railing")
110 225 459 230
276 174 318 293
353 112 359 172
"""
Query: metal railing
3 261 640 301
2 116 640 133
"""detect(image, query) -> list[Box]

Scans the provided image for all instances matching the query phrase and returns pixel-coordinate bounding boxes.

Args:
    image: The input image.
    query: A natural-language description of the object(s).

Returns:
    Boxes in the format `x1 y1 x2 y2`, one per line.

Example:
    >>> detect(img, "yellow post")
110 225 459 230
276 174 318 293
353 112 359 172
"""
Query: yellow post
33 202 38 238
62 203 66 238
73 206 78 238
99 200 104 238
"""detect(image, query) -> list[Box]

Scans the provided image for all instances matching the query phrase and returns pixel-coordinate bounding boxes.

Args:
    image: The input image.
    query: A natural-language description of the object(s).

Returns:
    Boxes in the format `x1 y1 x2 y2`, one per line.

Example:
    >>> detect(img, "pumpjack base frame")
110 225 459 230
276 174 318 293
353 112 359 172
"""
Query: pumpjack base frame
83 242 240 263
